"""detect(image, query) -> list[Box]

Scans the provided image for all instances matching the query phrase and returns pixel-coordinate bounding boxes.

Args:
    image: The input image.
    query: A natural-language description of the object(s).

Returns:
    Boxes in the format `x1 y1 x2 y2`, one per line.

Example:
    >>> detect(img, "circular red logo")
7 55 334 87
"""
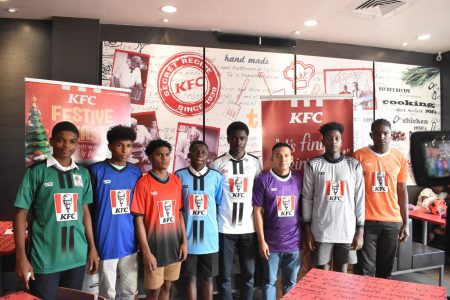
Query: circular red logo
157 52 221 117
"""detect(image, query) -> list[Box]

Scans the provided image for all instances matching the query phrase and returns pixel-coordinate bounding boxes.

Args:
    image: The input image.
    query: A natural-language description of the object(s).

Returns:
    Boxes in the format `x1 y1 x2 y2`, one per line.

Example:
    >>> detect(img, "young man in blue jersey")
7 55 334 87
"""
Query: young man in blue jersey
175 141 223 300
14 121 99 300
90 125 142 300
253 142 302 299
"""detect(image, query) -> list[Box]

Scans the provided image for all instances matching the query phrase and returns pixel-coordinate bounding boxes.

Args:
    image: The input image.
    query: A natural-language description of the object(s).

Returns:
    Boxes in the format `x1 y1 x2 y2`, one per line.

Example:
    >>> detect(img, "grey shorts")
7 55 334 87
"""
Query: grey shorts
312 242 357 266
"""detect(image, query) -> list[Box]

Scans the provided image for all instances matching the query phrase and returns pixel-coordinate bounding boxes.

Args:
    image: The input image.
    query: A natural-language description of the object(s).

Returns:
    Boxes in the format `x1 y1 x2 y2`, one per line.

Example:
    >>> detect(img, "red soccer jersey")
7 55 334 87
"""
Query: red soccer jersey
131 172 183 267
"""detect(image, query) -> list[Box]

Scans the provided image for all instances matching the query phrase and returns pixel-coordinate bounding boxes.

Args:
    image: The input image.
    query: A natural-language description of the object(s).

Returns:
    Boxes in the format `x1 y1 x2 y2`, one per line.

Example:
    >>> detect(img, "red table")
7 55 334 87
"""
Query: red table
283 268 447 300
0 291 40 299
409 206 446 245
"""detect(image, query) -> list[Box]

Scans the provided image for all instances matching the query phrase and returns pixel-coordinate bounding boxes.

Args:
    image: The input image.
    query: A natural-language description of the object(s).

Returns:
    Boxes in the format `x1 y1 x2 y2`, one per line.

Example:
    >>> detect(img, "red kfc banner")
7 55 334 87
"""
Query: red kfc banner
261 96 353 171
25 78 131 166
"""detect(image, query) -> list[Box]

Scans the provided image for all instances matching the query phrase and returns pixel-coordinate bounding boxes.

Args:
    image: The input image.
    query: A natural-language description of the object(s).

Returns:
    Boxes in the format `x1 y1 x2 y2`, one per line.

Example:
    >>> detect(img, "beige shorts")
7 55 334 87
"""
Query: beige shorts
144 262 181 290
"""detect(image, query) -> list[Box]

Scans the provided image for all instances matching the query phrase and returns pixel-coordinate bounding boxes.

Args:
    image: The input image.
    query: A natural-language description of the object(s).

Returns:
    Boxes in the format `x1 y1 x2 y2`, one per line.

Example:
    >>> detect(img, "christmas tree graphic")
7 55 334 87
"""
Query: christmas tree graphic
25 97 51 165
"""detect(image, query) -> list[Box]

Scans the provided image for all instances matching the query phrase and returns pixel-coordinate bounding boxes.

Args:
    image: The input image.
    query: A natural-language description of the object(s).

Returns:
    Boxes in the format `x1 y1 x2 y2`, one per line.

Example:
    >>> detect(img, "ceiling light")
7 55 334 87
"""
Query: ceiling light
292 30 301 35
303 19 318 27
160 5 177 13
416 34 431 41
161 18 169 23
7 8 18 13
401 42 409 46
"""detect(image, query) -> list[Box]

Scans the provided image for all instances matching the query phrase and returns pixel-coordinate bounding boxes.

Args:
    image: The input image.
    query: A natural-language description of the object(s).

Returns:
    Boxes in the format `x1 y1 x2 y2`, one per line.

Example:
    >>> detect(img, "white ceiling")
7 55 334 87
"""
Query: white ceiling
1 0 450 54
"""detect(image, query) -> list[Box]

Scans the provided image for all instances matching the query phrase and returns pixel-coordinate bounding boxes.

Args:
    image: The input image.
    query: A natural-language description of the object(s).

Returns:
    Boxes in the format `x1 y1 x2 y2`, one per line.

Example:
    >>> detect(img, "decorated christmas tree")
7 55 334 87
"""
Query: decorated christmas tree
25 97 51 163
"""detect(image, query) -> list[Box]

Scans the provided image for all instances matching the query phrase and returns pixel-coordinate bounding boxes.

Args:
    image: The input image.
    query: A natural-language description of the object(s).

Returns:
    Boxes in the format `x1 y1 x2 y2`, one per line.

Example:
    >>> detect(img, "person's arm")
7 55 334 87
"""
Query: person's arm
351 162 365 250
135 216 157 271
82 205 99 274
178 211 188 261
14 208 34 289
397 182 409 242
302 163 315 251
254 206 269 259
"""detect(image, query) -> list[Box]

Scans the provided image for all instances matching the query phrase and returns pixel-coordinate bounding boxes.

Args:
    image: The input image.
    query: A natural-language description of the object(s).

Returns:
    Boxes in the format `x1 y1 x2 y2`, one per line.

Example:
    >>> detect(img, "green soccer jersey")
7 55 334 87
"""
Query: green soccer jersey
14 160 93 274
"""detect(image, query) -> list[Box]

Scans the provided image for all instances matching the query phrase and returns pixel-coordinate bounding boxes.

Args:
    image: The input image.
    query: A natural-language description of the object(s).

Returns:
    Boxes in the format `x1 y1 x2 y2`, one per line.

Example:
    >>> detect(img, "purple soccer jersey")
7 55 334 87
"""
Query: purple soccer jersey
252 170 302 252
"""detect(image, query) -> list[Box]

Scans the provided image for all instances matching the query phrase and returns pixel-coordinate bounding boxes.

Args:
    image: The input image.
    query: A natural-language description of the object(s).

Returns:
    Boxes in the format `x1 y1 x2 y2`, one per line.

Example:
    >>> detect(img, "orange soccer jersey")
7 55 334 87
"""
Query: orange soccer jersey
353 146 408 222
131 172 183 267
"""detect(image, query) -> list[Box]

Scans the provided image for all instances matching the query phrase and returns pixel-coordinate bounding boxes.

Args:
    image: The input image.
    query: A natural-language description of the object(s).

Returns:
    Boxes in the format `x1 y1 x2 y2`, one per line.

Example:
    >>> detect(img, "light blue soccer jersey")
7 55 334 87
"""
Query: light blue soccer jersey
175 167 223 254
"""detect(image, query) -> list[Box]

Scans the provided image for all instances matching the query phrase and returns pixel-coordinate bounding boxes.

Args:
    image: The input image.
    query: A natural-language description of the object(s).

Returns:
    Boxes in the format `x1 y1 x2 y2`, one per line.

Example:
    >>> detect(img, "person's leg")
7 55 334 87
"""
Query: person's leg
312 242 332 270
332 243 357 273
181 254 198 300
237 233 257 300
144 266 164 300
355 221 380 276
159 280 172 300
197 253 218 300
375 222 402 278
218 233 237 300
59 265 86 290
98 258 119 300
262 252 280 300
117 253 138 300
160 262 181 300
29 272 61 300
280 251 300 295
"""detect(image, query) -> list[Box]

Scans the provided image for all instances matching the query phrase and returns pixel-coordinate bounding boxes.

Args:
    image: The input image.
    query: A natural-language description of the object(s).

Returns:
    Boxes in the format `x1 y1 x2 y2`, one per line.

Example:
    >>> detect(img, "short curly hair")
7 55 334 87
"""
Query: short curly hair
227 121 249 137
107 125 136 143
145 139 172 156
371 119 391 132
319 122 344 136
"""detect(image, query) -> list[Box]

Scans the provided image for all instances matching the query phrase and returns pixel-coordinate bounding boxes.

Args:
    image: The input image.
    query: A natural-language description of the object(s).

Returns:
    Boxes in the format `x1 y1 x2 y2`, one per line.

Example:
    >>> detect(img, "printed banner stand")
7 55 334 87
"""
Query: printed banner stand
25 78 131 166
260 95 353 172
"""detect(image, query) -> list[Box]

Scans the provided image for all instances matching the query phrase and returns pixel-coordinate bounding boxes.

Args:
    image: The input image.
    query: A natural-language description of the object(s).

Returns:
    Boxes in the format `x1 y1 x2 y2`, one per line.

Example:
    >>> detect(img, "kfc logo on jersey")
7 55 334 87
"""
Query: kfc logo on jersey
372 172 388 192
229 177 248 199
277 196 295 217
189 194 208 216
54 193 78 222
326 180 345 201
110 189 131 215
72 174 83 187
158 200 176 224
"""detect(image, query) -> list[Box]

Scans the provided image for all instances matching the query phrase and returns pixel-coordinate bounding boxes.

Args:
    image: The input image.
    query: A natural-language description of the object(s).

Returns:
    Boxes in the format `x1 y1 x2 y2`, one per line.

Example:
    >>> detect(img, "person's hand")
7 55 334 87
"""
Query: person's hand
351 228 364 250
15 254 34 289
178 241 188 262
87 247 100 275
258 241 270 260
305 228 316 252
399 224 409 242
143 251 158 271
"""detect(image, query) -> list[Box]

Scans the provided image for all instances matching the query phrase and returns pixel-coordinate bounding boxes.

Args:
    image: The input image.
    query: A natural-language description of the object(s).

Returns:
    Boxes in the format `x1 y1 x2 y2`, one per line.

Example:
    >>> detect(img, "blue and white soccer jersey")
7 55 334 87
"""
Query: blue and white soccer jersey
90 160 141 260
211 152 262 234
175 167 223 254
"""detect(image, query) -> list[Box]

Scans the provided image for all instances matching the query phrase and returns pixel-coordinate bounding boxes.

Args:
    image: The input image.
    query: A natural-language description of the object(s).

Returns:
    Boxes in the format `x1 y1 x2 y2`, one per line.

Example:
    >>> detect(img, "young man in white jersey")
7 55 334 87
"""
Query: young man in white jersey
211 121 262 300
302 122 365 273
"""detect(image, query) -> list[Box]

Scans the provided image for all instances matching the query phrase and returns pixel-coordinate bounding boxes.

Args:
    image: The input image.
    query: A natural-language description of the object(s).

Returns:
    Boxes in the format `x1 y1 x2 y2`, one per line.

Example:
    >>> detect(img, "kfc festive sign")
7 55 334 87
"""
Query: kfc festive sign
25 78 131 166
261 95 353 171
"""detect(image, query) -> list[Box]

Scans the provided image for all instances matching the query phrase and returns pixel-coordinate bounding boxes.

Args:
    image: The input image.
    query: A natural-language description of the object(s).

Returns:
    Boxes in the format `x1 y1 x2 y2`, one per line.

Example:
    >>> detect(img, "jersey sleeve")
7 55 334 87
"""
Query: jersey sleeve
397 153 409 183
252 175 265 207
14 168 38 210
301 162 314 223
175 176 183 211
255 159 263 177
131 177 147 216
354 162 365 226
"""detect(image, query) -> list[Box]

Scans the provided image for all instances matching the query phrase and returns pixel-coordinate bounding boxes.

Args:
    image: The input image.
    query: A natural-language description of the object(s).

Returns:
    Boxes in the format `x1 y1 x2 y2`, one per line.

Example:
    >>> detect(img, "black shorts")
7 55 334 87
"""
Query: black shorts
181 252 219 278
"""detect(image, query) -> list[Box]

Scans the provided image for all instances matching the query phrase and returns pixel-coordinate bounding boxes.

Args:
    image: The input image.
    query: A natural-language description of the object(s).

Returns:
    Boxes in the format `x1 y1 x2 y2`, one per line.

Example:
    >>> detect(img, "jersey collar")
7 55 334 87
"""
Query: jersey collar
188 165 208 176
47 155 78 171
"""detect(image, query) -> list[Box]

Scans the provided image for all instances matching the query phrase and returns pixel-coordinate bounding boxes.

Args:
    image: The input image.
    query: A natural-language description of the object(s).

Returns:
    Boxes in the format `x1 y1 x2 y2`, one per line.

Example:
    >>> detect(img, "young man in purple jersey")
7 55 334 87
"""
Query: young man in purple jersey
253 142 302 300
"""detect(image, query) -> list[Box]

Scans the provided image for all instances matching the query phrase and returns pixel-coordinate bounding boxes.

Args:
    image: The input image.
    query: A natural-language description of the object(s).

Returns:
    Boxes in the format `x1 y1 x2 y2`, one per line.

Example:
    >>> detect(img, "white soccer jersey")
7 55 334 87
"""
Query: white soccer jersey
211 152 262 234
302 155 365 243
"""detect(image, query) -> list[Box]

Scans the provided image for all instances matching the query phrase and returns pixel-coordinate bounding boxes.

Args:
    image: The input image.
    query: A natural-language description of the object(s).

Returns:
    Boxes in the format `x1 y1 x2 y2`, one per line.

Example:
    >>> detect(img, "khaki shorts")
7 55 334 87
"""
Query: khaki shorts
312 242 357 266
144 262 181 290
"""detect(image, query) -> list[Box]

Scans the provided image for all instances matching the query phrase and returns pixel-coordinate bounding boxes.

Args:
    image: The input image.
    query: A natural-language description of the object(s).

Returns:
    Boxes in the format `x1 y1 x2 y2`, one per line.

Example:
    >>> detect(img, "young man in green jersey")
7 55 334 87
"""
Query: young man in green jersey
14 121 99 300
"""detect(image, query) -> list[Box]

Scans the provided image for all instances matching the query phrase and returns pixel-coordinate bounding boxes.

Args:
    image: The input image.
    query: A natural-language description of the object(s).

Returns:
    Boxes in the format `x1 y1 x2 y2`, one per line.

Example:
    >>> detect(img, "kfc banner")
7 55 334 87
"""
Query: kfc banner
261 95 353 171
25 78 131 166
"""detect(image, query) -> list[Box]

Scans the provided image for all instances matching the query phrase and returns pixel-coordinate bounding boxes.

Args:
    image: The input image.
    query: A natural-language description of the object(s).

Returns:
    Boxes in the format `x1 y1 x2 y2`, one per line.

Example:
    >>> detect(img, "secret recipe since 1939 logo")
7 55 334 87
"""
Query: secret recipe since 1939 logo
157 52 221 117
